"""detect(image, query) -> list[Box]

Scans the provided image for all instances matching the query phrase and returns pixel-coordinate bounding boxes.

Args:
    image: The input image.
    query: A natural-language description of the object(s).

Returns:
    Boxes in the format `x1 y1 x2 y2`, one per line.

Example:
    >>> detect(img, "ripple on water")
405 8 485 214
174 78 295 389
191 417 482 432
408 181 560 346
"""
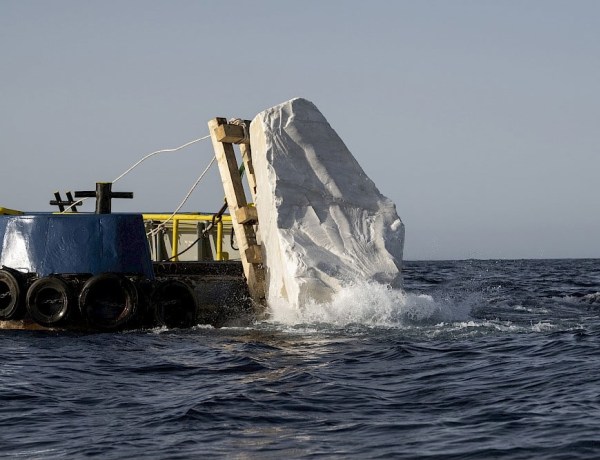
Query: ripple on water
2 260 600 458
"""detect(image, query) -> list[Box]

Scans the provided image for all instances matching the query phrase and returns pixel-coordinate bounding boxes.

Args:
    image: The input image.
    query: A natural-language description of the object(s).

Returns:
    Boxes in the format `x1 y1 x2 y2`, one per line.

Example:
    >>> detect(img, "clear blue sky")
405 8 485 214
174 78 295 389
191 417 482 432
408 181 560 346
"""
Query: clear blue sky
1 1 599 260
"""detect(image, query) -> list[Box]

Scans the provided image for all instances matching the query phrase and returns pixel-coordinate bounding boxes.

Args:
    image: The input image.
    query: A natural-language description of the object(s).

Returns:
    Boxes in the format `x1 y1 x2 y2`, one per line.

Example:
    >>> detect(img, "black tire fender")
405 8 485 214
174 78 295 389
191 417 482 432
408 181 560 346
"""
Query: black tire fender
0 269 25 320
79 273 138 330
26 276 73 327
151 279 198 329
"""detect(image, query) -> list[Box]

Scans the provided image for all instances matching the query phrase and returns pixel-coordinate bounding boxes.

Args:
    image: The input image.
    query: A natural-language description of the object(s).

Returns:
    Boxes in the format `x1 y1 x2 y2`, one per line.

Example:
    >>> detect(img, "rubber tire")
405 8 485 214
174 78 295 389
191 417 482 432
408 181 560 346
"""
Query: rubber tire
79 273 138 330
152 279 198 329
26 276 73 327
0 269 25 320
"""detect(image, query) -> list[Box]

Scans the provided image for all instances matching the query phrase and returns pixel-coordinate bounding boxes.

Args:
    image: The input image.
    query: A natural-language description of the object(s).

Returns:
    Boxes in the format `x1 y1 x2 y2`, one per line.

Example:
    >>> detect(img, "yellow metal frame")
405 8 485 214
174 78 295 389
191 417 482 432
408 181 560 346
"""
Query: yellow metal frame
143 213 232 261
0 207 23 215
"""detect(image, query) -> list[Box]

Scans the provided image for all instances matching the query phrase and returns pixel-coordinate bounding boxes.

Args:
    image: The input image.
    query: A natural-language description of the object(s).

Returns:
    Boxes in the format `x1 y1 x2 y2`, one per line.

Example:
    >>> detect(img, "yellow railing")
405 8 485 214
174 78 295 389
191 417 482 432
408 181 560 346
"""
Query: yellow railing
0 207 23 215
143 213 233 261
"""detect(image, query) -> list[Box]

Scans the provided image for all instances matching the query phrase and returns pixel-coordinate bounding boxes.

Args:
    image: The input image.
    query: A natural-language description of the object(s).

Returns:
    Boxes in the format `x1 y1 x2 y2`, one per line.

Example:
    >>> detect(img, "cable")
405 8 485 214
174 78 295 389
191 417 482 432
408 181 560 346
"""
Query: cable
112 134 211 184
166 235 202 261
59 196 90 214
59 134 212 214
147 155 217 238
165 199 229 261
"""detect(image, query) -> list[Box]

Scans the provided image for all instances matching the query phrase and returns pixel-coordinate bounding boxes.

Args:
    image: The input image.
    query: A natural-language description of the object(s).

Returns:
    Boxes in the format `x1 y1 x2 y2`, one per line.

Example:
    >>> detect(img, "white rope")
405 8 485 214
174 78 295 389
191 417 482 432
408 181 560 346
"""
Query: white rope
112 134 211 184
59 196 90 214
59 134 212 214
147 155 217 237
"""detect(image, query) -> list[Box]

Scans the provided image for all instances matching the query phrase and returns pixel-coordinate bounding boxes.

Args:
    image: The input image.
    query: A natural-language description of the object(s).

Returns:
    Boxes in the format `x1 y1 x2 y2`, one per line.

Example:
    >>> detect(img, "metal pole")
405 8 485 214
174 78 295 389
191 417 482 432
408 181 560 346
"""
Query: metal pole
96 182 112 214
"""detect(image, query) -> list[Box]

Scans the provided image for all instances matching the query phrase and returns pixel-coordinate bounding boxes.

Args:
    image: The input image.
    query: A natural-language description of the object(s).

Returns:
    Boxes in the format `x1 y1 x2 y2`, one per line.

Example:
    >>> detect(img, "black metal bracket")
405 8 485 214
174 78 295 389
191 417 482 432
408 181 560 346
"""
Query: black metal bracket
50 191 82 212
74 182 133 214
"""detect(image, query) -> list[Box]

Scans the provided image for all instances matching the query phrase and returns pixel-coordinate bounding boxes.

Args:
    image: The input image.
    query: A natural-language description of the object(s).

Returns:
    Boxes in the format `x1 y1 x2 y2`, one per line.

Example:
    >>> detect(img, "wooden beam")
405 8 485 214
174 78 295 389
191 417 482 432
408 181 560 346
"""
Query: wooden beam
236 206 258 224
245 245 263 264
215 123 250 144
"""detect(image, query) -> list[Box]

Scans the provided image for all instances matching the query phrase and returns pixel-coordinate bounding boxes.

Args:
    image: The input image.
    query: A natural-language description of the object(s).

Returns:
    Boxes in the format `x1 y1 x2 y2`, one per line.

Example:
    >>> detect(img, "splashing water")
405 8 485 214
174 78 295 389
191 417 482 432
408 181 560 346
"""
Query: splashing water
266 281 472 328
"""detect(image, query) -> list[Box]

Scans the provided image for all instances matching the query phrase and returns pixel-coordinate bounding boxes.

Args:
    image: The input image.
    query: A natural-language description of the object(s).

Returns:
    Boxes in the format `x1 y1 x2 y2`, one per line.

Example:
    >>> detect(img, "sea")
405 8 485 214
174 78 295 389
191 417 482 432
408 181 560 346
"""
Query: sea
1 259 600 459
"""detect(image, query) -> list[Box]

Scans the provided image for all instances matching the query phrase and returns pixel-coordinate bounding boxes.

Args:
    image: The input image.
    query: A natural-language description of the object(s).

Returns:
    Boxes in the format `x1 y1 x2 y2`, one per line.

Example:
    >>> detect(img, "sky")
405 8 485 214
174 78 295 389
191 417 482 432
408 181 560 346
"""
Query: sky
1 1 599 260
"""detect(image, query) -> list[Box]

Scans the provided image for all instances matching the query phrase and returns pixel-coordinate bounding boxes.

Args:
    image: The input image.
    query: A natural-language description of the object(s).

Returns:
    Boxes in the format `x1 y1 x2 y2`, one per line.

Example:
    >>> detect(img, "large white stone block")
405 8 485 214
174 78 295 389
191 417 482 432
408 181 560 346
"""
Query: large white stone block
250 98 404 309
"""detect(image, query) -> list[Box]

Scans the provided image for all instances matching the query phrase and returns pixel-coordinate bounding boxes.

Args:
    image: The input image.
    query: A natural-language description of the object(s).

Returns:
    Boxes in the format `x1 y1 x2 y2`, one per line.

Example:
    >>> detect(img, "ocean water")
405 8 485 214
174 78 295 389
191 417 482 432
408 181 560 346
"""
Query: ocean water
1 259 600 459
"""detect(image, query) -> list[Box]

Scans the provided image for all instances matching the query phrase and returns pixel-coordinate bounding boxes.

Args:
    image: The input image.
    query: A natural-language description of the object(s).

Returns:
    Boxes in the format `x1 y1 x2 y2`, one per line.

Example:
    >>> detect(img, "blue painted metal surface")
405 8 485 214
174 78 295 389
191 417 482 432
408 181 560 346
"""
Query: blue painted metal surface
0 214 154 278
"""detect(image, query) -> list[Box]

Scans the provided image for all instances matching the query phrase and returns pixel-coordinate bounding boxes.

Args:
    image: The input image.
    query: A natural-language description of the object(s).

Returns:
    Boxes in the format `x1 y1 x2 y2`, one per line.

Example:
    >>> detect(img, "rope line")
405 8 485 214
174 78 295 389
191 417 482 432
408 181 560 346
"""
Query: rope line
59 134 212 214
112 134 211 184
59 196 90 214
147 155 217 238
160 199 227 261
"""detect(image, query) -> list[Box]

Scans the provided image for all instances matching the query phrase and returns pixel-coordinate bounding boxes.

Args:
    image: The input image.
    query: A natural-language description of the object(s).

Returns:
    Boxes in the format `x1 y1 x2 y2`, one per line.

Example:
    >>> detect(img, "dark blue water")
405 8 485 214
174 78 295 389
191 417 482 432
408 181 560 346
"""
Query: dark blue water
2 259 600 459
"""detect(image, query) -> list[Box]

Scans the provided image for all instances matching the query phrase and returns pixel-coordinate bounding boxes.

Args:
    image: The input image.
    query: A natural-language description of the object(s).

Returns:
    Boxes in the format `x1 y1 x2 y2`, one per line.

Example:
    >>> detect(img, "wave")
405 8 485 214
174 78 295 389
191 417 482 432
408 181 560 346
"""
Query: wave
565 292 600 305
265 281 472 328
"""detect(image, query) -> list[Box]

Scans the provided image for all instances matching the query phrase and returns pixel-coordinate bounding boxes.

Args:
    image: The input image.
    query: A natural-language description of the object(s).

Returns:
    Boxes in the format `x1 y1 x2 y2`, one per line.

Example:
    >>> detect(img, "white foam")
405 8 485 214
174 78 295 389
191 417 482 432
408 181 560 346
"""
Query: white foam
266 282 470 328
251 98 405 311
531 321 555 332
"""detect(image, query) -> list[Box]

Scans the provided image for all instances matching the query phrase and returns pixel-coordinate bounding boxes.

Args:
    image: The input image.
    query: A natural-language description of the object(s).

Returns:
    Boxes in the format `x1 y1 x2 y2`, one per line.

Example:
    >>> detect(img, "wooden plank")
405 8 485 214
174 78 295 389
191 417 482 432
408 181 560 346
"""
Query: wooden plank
235 206 258 224
215 124 250 144
208 118 265 305
245 245 263 264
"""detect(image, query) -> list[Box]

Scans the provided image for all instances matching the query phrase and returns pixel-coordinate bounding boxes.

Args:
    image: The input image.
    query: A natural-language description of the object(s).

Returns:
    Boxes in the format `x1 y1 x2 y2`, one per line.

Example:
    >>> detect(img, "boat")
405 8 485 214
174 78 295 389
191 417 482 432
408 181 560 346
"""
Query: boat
0 112 272 332
0 98 405 331
0 186 254 331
